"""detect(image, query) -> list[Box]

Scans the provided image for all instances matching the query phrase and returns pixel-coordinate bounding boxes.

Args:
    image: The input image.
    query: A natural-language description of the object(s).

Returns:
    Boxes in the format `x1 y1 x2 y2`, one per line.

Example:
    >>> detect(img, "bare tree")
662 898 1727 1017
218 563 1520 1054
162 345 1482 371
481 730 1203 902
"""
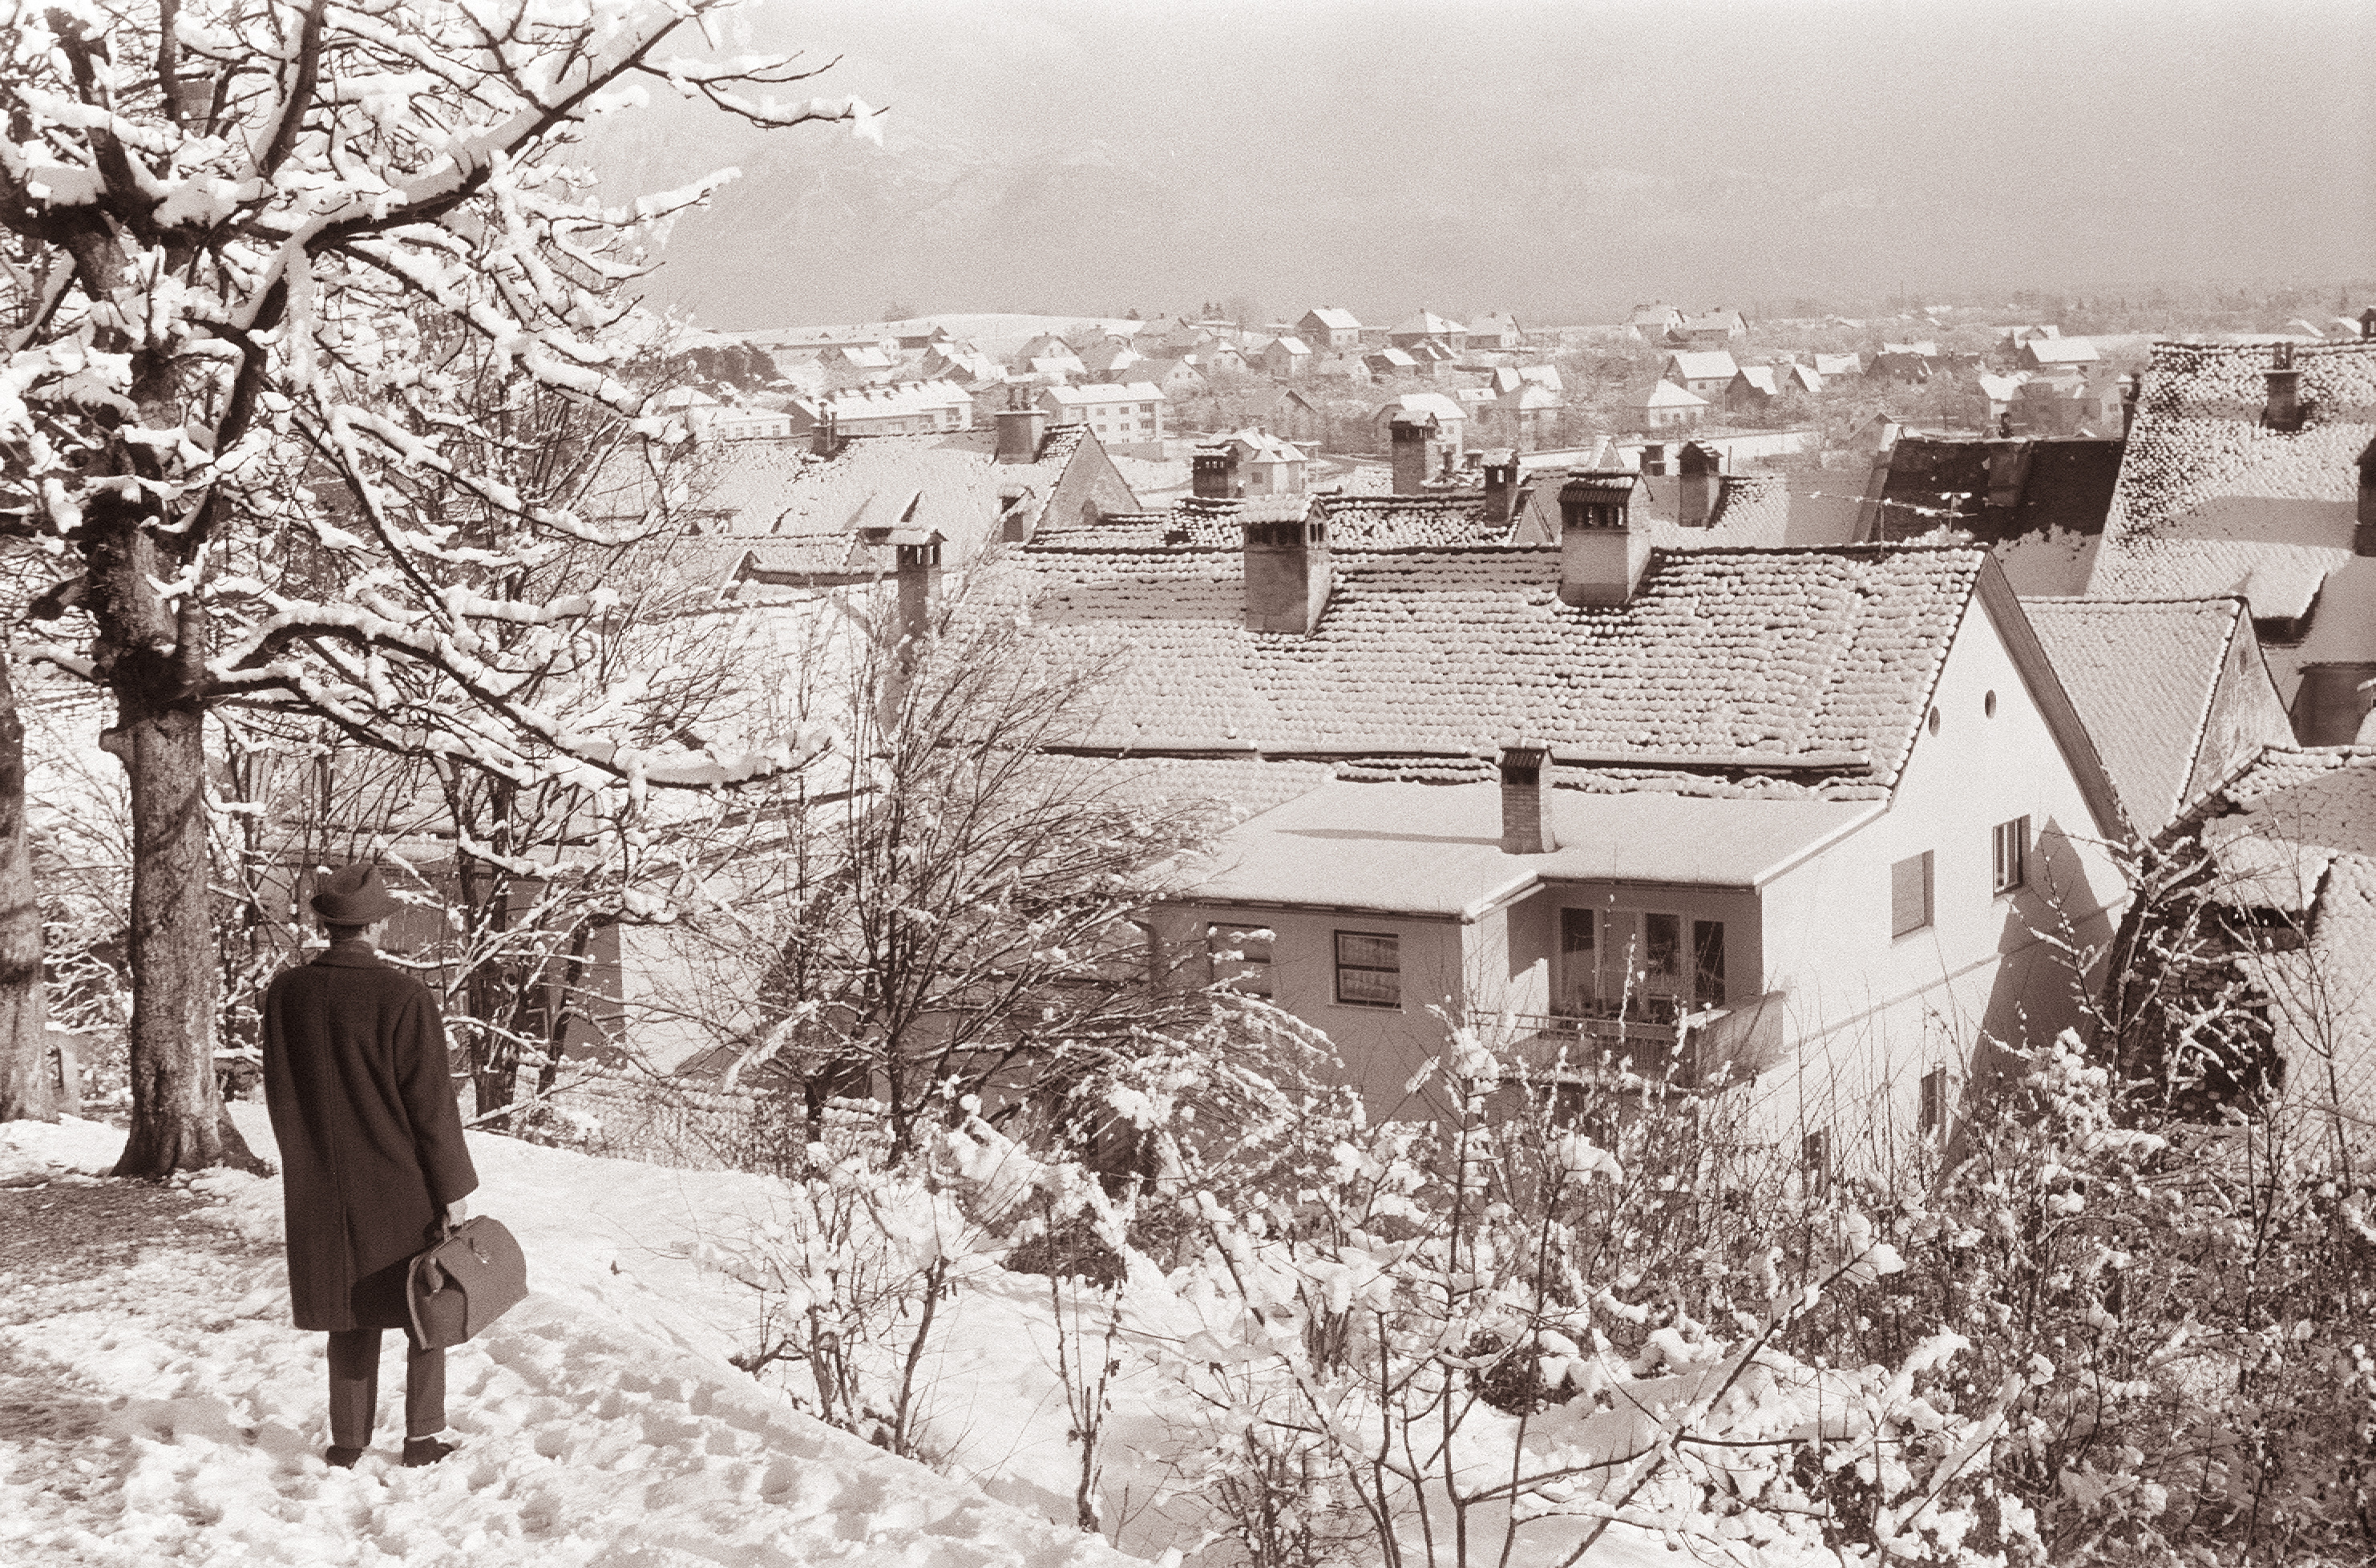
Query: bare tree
0 0 875 1170
0 653 47 1120
667 572 1307 1163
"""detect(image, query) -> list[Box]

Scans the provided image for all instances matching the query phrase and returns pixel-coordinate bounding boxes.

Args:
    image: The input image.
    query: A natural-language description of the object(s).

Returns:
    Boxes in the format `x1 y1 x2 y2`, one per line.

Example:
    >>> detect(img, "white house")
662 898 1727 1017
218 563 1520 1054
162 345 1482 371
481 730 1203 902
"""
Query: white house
1298 308 1364 350
1662 351 1742 398
1037 382 1168 449
1017 489 2132 1165
1633 381 1710 430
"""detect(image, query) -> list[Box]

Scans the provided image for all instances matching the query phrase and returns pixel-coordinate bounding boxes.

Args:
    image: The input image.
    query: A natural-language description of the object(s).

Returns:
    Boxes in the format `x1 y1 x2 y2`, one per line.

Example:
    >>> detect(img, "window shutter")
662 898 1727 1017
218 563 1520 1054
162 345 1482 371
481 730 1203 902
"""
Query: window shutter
1891 851 1934 937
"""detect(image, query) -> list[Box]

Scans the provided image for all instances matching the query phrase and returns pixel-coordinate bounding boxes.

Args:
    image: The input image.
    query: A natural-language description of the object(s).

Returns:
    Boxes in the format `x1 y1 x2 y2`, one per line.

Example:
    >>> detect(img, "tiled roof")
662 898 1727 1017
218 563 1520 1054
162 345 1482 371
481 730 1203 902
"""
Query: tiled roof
2090 341 2376 680
1034 492 1525 552
1017 542 1990 798
596 425 1101 573
2022 596 2249 830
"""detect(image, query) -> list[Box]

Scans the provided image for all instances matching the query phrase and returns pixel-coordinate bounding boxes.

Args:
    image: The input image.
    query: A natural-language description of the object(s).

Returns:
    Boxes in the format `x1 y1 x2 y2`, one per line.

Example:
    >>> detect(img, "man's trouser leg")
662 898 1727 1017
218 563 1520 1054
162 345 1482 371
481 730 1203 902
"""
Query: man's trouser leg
328 1329 448 1447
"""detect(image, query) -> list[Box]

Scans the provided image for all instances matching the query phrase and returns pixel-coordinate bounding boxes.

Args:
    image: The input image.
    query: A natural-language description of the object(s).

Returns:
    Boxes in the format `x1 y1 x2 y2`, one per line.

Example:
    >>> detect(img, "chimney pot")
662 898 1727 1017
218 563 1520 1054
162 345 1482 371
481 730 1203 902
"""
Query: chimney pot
1193 443 1242 499
2262 342 2306 433
996 402 1049 463
1677 441 1720 528
1557 471 1649 607
1482 453 1520 527
1243 515 1331 634
1497 742 1559 855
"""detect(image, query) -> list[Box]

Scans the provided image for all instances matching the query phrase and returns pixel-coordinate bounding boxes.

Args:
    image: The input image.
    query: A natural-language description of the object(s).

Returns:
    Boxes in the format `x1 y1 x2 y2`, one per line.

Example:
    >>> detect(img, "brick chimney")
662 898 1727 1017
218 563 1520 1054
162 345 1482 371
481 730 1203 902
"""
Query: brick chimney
1193 443 1242 499
2362 307 2376 341
2261 343 2306 433
1497 742 1558 855
2358 436 2376 556
996 391 1049 463
811 408 840 458
1558 472 1648 608
1389 411 1442 495
1243 516 1331 634
1482 452 1520 527
1677 441 1721 528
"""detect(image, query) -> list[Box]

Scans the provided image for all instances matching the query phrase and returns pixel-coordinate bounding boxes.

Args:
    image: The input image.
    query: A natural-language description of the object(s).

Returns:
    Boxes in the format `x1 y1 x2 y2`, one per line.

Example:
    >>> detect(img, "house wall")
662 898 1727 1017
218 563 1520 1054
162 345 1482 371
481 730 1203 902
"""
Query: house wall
1756 593 2128 1172
1046 434 1144 530
2189 620 2297 805
1154 903 1473 1120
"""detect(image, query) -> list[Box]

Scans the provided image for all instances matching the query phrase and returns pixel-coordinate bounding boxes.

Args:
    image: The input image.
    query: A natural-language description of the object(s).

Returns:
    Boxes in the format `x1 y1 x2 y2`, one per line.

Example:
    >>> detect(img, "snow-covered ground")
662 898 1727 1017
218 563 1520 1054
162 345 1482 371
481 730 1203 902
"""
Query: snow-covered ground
1 1110 1685 1568
0 1110 1137 1568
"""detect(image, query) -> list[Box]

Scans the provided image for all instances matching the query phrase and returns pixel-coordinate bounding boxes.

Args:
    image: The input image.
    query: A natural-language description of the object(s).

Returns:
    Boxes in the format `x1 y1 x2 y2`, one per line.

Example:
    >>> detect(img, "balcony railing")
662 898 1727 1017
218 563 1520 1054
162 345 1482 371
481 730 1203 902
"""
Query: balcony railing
1469 993 1786 1090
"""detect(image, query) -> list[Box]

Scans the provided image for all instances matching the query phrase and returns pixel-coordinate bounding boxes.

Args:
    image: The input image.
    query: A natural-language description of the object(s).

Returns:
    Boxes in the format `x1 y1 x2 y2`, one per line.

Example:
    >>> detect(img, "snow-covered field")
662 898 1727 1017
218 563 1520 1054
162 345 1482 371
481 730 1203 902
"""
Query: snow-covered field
0 1110 1687 1568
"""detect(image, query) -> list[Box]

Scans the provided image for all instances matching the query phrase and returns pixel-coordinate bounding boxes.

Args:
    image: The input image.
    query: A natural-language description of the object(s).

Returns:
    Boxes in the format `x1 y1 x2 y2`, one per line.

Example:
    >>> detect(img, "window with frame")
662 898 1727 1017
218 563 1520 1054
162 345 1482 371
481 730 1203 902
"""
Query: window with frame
1920 1068 1952 1138
1206 923 1274 999
1991 816 2029 895
1333 931 1401 1009
1801 1128 1833 1194
1891 850 1934 938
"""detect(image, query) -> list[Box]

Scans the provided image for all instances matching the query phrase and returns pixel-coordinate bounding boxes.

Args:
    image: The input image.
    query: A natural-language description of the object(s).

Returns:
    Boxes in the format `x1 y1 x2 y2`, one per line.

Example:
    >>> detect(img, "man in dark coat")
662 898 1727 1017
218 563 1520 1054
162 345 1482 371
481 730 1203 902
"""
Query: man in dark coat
262 863 478 1469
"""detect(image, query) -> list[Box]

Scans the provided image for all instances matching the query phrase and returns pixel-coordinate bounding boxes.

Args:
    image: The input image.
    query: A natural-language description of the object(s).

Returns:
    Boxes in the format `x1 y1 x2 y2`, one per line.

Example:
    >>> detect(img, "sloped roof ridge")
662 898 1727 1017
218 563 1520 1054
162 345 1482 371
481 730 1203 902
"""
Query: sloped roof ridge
2019 592 2252 607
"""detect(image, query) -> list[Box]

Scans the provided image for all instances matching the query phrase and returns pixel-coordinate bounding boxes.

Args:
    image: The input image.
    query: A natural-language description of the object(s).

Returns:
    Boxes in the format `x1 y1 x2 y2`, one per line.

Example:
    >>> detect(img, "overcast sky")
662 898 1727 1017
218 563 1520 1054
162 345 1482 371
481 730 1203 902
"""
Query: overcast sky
604 1 2376 327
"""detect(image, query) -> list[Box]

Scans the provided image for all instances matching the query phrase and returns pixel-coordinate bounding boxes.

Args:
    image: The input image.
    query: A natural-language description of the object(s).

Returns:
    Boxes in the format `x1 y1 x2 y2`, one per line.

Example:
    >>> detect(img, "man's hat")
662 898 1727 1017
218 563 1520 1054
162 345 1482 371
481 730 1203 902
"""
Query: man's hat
311 863 402 924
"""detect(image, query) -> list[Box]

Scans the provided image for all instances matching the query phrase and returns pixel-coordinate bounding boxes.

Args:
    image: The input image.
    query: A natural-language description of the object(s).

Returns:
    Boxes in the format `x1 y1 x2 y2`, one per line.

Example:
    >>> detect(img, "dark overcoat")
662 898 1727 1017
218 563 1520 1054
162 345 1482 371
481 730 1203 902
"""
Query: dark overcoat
261 942 479 1332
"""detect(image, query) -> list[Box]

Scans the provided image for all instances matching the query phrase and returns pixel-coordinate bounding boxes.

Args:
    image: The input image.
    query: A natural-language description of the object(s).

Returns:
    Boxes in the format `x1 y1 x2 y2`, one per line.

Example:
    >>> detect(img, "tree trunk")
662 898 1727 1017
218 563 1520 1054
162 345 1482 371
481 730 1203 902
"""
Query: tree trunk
108 700 261 1174
0 655 55 1123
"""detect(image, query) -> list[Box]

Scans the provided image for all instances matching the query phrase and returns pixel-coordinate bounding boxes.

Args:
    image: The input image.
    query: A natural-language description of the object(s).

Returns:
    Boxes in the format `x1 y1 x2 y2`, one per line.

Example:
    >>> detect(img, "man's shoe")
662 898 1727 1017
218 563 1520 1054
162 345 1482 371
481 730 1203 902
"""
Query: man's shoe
325 1445 366 1469
402 1436 458 1468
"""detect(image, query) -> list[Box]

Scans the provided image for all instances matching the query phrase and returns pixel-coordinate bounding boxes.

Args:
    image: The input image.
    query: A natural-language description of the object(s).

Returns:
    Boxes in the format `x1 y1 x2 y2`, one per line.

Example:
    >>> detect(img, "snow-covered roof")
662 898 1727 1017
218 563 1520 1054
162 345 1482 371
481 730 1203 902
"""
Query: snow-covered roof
1378 391 1470 425
2024 337 2101 366
1191 783 1880 916
1267 336 1311 356
1041 381 1169 406
1733 367 1781 397
2022 596 2273 830
2089 340 2376 672
1368 347 1420 368
1303 307 1362 330
1638 382 1711 410
1630 302 1682 327
1811 354 1864 378
1017 542 1997 800
815 379 972 418
1519 363 1564 393
1665 351 1740 382
1392 310 1467 337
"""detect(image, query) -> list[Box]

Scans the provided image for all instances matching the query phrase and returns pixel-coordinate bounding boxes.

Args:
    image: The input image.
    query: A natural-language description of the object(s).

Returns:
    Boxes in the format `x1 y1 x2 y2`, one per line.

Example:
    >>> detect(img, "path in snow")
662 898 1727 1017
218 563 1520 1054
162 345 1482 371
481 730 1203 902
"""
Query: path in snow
0 1113 1138 1568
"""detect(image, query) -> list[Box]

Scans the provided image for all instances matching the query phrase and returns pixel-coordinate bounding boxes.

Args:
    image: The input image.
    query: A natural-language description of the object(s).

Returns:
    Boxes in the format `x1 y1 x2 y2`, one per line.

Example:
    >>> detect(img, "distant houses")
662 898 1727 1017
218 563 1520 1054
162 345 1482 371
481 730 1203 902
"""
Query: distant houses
1633 381 1710 430
1298 307 1364 350
1388 310 1468 352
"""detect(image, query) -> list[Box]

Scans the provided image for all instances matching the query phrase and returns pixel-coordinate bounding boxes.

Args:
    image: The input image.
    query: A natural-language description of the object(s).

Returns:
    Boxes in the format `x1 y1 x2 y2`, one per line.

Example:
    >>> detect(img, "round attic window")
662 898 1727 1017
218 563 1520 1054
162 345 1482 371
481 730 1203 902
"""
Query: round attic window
1927 706 1941 737
1984 689 1998 717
